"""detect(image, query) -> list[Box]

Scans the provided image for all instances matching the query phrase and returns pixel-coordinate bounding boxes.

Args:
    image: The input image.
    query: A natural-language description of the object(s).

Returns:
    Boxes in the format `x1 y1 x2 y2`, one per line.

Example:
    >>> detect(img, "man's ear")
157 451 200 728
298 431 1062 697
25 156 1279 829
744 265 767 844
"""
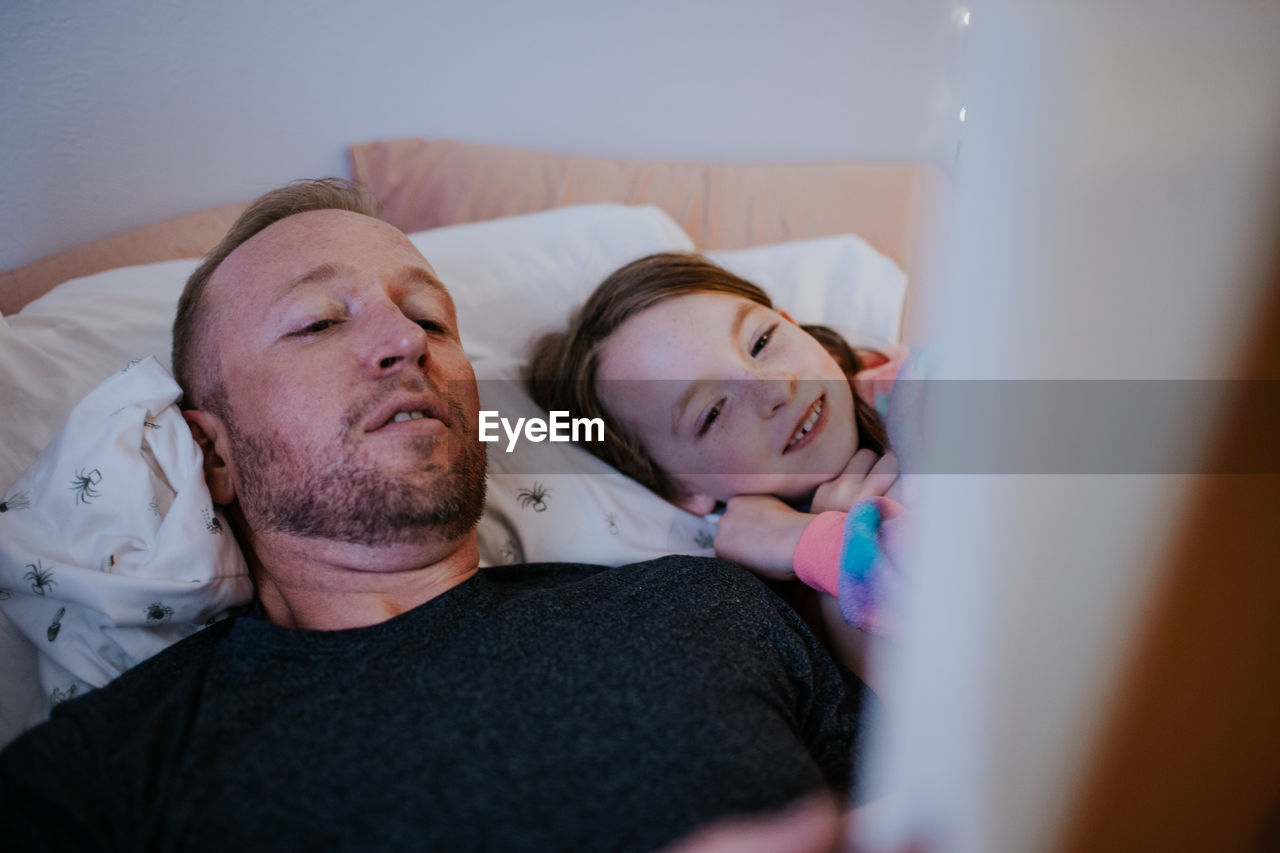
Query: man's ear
673 485 717 517
183 409 236 505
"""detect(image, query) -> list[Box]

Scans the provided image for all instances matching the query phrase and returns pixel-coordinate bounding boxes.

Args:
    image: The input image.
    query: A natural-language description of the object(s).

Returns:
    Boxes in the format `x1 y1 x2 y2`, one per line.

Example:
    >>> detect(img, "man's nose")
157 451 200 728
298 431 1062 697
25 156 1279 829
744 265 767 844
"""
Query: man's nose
361 308 429 378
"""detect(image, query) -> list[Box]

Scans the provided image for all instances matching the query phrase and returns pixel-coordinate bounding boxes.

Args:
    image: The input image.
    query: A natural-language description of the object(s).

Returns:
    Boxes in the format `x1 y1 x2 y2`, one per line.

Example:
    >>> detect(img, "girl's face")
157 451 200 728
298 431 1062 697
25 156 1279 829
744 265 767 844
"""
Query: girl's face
595 292 857 514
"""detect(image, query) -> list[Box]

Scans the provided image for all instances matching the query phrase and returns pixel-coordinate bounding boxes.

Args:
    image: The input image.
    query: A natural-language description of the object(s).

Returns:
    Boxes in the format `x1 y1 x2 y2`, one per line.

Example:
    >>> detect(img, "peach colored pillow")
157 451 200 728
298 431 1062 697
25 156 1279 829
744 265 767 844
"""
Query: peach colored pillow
0 204 246 317
348 138 940 270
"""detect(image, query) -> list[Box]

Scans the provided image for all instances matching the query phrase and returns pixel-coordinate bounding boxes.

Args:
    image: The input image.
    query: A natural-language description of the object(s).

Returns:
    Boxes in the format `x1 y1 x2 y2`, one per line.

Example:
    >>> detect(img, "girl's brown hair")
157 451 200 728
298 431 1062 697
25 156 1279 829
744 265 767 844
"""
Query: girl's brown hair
524 252 889 503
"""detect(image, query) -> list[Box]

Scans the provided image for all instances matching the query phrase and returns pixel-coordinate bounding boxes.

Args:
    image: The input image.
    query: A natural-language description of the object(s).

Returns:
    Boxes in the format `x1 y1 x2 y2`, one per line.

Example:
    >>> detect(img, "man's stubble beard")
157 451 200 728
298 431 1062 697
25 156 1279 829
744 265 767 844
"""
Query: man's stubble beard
215 387 487 548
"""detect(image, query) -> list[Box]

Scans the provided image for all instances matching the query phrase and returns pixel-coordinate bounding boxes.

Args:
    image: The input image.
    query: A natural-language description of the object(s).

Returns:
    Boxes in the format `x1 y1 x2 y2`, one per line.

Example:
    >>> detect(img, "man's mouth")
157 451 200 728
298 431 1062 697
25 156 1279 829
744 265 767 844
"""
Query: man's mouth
366 392 452 433
783 394 826 454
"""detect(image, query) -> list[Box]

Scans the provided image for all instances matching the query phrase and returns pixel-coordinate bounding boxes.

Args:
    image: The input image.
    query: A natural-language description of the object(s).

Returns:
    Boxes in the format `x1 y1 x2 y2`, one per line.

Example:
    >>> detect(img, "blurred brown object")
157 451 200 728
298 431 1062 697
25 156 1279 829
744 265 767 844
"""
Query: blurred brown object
1054 192 1280 851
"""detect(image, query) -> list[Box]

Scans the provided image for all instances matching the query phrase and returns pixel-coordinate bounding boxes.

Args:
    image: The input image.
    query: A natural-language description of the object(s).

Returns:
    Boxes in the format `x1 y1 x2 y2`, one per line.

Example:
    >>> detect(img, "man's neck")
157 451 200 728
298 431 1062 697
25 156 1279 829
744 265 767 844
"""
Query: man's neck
247 530 481 631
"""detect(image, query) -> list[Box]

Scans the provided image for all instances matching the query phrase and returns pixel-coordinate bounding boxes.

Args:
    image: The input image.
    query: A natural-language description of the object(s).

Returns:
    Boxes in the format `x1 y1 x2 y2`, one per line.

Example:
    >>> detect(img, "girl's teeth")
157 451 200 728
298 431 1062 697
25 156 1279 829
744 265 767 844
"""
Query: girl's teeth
786 399 824 448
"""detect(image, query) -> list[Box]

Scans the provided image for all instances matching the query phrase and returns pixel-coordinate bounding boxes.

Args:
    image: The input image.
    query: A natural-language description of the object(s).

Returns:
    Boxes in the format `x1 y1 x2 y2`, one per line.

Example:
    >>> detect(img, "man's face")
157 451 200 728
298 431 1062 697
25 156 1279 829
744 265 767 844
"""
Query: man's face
201 209 485 547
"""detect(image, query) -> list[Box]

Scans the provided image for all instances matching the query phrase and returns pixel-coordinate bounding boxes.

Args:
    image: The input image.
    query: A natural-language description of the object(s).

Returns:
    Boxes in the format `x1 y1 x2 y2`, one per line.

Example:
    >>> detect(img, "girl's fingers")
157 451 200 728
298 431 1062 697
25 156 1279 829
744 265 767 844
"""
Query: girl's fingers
841 447 879 479
870 451 899 479
813 452 901 513
861 452 900 498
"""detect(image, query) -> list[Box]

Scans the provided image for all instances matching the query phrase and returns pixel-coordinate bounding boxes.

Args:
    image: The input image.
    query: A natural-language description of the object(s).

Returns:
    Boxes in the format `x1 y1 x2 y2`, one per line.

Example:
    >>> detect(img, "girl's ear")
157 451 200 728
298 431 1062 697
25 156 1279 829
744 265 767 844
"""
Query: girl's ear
673 487 717 517
183 409 236 505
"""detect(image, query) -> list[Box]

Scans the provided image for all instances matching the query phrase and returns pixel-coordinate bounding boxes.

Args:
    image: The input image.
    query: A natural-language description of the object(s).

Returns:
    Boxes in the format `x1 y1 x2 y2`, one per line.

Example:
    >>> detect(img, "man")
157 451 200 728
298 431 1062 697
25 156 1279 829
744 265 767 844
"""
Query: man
0 179 871 852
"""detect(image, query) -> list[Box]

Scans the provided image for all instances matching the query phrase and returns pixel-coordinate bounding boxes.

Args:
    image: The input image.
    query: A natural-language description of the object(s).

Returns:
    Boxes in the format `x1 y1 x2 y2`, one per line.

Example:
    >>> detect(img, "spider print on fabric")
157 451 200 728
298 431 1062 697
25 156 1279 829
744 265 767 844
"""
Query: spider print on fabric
517 482 551 513
47 607 66 642
69 468 103 505
24 560 56 596
145 602 174 624
50 684 78 706
694 528 715 549
499 538 518 564
148 496 161 517
605 514 620 536
202 507 223 534
119 358 142 374
0 489 32 513
143 420 161 430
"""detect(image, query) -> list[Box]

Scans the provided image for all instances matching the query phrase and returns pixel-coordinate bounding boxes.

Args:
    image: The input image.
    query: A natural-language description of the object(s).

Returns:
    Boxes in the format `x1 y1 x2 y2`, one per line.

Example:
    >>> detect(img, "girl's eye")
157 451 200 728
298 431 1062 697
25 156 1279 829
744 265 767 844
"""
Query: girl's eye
697 400 725 437
751 323 779 357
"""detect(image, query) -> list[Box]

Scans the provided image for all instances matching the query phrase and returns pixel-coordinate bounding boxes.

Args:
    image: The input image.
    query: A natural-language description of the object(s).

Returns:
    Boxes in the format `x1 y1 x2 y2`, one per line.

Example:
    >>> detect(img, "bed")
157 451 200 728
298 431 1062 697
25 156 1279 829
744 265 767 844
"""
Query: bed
0 138 942 747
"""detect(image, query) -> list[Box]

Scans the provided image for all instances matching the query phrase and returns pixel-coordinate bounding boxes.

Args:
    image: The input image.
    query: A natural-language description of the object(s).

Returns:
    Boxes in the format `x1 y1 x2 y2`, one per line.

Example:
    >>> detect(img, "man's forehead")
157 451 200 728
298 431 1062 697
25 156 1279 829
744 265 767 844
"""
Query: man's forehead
210 209 439 301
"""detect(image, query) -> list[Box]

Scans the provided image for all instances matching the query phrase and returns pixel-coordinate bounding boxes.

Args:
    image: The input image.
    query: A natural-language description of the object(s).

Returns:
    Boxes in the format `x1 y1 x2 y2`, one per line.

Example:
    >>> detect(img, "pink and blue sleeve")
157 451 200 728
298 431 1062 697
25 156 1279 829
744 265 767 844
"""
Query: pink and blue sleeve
792 497 904 636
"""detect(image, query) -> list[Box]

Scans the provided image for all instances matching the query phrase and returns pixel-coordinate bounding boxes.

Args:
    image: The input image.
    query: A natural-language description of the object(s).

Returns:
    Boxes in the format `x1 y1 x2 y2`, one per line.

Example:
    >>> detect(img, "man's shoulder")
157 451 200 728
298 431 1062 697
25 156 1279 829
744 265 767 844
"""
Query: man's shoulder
28 616 234 734
616 554 771 596
108 613 235 686
0 615 236 779
482 556 782 629
488 555 761 596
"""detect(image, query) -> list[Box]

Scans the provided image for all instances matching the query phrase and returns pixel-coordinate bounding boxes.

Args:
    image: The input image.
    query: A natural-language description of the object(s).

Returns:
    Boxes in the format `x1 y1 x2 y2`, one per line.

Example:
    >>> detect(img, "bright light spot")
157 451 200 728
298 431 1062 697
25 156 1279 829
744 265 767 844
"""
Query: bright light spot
959 107 967 122
962 10 971 26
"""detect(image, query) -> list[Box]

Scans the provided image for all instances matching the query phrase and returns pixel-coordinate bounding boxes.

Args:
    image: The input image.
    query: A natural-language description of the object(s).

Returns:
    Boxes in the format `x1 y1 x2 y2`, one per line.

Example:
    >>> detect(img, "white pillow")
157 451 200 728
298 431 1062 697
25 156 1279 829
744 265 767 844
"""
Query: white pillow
0 259 201 495
414 206 693 364
708 234 906 350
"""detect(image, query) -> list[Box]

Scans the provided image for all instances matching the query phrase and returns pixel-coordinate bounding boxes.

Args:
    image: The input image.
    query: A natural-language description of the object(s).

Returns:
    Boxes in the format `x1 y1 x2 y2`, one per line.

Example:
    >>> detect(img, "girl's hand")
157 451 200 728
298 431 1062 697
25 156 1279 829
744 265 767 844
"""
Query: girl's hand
715 495 812 580
810 449 899 514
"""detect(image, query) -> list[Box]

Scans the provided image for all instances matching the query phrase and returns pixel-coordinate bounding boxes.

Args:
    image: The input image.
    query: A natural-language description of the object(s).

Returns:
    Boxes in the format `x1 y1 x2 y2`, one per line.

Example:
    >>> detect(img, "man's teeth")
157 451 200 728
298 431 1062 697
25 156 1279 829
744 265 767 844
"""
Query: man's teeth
391 411 427 423
786 399 824 449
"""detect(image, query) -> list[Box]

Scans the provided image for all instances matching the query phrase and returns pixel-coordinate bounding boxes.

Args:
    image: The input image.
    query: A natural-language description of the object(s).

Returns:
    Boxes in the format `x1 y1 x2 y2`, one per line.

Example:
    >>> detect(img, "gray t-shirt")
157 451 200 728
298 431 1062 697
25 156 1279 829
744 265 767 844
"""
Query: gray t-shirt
0 556 871 852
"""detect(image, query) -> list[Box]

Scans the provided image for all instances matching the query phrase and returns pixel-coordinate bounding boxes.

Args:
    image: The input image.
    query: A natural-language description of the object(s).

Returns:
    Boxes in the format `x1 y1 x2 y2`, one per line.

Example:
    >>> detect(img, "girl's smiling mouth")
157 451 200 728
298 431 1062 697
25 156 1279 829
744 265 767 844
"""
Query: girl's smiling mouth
782 393 827 454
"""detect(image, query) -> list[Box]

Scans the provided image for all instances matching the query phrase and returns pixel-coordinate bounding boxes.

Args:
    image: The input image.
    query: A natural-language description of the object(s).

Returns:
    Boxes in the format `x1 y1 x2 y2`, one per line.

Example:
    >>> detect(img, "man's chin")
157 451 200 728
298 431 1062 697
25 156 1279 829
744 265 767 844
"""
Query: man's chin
240 464 485 548
227 418 487 549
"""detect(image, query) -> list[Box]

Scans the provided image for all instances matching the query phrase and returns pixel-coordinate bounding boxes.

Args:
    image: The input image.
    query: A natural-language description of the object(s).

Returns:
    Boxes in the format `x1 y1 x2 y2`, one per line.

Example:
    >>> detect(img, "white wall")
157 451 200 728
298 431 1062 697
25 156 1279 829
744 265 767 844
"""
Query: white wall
0 0 963 269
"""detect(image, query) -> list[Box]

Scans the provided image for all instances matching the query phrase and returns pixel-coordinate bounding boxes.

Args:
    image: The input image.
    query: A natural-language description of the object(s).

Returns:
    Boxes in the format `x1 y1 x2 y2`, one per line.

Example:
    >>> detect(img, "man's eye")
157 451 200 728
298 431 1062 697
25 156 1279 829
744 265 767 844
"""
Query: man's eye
697 400 725 438
416 319 447 334
751 323 778 357
296 319 337 335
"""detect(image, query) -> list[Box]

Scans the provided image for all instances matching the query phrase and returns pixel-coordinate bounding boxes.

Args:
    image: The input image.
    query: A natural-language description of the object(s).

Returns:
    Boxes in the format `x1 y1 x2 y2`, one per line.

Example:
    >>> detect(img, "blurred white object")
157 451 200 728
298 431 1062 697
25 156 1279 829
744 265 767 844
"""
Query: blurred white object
863 2 1280 852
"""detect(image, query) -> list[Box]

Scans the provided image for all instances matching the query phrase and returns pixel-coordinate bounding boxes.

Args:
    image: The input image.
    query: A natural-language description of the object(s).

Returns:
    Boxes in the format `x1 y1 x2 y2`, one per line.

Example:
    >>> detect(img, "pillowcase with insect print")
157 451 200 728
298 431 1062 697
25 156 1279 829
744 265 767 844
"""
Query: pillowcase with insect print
0 356 252 747
473 358 720 570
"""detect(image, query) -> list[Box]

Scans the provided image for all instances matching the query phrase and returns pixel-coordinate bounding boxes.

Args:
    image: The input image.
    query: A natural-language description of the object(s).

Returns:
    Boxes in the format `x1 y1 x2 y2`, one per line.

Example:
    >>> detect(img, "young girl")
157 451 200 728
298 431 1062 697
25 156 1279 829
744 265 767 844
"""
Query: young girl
525 253 905 670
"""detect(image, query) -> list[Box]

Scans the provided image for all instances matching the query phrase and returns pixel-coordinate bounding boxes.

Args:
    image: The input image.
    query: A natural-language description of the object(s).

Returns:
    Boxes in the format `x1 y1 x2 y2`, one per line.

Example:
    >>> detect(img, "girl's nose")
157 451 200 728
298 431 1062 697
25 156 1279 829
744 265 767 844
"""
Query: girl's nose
754 375 797 418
